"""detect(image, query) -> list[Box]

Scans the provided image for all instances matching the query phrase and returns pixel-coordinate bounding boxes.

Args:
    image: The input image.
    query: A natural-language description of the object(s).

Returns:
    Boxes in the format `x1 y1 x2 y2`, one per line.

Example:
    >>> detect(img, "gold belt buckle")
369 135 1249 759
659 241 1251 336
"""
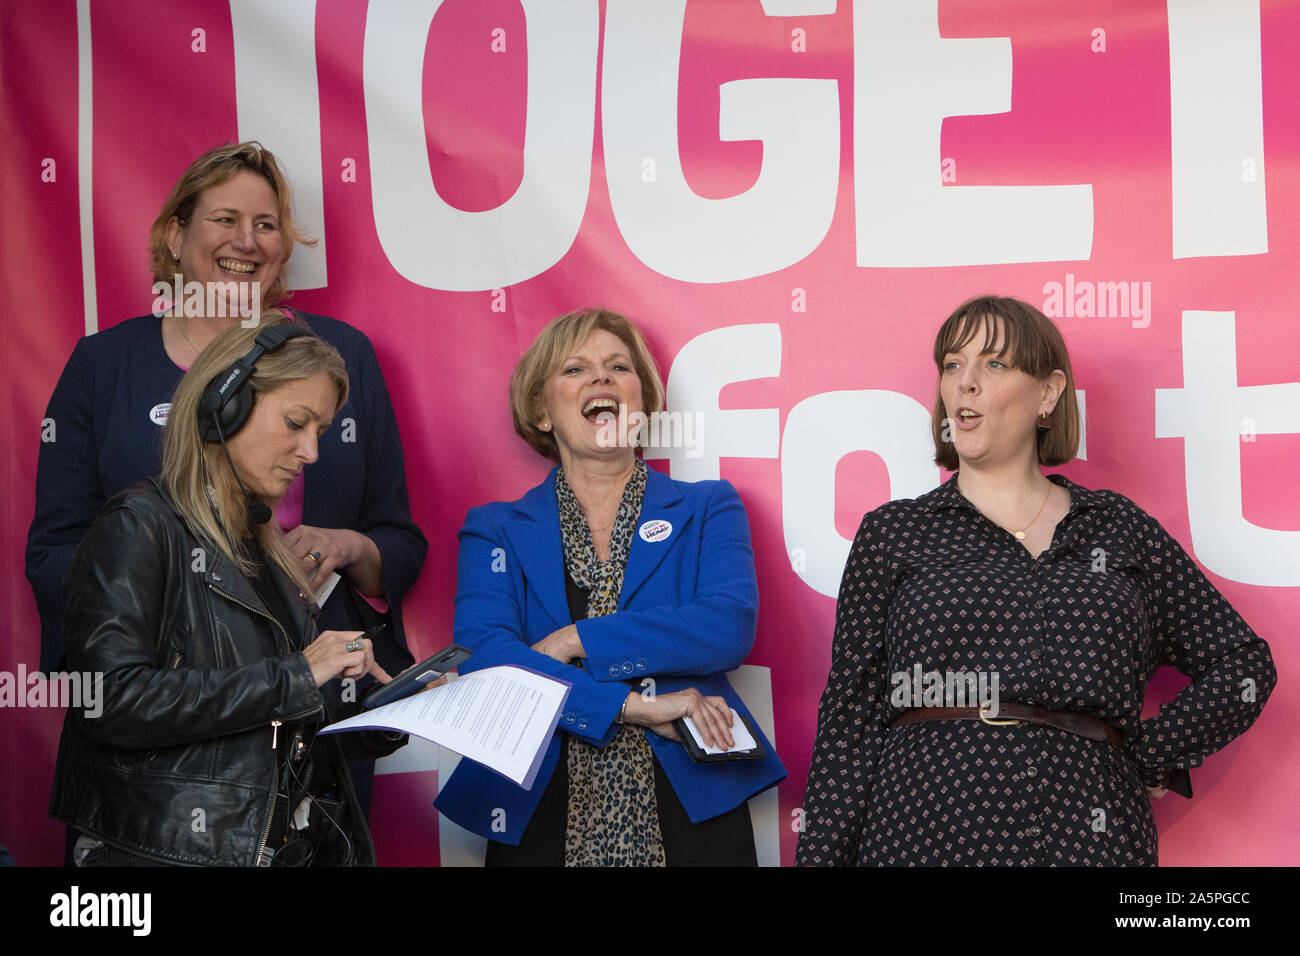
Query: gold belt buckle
979 701 1023 726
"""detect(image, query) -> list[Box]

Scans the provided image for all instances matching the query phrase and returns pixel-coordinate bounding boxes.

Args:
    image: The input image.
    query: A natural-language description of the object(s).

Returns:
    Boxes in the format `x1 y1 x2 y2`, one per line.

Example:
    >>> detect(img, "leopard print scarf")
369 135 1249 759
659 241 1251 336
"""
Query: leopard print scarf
556 460 665 866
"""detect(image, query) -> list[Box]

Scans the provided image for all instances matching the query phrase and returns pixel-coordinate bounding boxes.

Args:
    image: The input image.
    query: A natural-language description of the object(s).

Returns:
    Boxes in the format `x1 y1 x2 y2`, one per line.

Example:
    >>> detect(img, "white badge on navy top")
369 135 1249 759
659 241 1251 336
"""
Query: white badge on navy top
149 403 171 426
638 519 672 543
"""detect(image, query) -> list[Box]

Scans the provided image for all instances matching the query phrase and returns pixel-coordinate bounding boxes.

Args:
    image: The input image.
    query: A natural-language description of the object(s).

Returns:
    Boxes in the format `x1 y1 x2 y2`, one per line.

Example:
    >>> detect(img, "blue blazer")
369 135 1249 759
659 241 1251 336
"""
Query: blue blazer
434 466 786 845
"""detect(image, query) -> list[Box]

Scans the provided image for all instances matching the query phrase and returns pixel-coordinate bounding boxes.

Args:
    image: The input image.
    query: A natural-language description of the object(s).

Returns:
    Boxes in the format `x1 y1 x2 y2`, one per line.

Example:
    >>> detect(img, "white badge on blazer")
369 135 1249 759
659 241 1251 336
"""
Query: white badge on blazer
149 403 171 426
638 519 672 543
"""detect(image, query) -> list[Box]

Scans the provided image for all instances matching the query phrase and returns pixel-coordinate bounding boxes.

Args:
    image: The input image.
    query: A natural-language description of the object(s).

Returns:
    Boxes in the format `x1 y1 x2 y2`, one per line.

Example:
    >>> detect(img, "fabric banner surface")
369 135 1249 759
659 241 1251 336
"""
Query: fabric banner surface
1 0 1296 866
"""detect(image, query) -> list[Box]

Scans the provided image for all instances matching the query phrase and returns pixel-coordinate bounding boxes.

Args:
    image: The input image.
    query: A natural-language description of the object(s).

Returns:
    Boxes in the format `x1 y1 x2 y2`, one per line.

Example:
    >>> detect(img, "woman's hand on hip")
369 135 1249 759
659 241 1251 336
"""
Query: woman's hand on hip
302 629 393 687
622 688 735 750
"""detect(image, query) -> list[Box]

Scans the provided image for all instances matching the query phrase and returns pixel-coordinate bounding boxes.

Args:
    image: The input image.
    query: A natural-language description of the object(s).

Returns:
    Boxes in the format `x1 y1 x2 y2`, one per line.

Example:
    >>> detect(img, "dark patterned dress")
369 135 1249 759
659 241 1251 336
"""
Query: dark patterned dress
796 473 1276 866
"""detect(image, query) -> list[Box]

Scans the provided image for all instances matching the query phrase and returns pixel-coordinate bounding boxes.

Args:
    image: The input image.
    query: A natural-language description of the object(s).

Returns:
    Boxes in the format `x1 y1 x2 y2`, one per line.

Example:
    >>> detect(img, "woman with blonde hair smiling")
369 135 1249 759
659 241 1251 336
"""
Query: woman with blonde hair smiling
27 141 425 684
797 295 1276 866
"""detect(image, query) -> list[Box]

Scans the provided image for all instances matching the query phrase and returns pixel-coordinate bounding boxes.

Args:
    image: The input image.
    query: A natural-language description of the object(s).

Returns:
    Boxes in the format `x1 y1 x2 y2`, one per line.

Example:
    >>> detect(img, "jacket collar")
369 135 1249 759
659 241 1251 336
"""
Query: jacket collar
146 477 315 649
920 471 1112 517
501 463 692 629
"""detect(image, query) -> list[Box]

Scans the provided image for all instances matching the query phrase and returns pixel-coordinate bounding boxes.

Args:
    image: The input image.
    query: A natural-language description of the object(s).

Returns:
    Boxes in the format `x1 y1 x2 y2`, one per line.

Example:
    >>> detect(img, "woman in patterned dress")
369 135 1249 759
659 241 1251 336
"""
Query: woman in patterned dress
434 307 785 866
797 295 1276 866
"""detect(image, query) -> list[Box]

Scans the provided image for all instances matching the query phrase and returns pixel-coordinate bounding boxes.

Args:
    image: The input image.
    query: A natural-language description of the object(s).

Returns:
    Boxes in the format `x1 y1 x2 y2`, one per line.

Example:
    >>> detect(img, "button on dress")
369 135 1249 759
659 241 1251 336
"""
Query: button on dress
796 473 1276 866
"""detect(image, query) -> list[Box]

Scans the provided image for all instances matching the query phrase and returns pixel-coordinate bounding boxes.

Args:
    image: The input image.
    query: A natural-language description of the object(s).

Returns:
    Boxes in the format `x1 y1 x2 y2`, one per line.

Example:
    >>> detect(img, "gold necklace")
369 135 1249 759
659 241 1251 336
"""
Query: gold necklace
1007 485 1052 540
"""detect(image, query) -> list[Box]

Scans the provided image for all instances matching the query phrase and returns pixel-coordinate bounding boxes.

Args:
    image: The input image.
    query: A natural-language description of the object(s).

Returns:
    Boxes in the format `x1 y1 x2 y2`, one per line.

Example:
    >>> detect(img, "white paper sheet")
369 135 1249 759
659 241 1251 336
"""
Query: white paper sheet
682 708 758 755
314 571 341 608
318 665 570 789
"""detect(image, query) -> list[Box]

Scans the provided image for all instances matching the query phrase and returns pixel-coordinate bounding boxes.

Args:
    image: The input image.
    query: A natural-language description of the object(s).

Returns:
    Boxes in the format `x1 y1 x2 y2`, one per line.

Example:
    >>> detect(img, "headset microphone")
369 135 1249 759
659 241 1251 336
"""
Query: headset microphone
249 500 273 524
214 434 274 524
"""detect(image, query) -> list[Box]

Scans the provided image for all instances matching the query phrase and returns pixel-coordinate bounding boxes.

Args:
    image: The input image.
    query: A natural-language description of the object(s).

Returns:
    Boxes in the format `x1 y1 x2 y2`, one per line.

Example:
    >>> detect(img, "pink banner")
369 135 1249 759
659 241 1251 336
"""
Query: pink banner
2 0 1296 866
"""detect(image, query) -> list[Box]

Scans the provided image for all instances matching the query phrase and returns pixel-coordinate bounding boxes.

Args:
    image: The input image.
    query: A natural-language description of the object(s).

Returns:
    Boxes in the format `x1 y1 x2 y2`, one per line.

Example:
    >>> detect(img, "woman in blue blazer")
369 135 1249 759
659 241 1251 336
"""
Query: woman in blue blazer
435 308 785 866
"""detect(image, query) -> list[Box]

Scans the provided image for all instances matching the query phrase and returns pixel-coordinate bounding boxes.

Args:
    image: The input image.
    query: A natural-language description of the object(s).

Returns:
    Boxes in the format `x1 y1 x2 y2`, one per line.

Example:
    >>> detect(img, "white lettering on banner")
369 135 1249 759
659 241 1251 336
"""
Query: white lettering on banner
132 2 1267 286
650 325 782 481
1076 389 1087 461
76 0 98 333
759 0 838 14
782 390 939 597
602 0 840 282
230 0 327 290
1168 0 1267 258
363 0 598 291
853 0 1093 266
1155 312 1300 586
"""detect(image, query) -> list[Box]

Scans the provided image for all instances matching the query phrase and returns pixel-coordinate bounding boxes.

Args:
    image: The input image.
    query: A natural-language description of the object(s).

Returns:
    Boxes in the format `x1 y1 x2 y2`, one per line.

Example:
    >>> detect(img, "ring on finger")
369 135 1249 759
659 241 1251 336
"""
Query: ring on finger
345 639 363 652
307 550 322 565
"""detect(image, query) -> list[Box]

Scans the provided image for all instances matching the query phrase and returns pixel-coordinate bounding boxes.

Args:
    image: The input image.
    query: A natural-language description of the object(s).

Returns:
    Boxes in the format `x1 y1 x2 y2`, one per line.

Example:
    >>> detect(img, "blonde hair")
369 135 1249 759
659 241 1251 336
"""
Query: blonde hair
161 316 348 594
931 296 1080 471
509 308 666 461
149 142 316 307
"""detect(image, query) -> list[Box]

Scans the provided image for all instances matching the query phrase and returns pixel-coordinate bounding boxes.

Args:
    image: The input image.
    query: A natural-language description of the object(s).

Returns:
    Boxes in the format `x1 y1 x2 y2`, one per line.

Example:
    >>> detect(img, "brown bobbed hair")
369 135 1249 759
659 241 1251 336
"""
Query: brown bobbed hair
149 142 316 307
161 315 348 595
931 296 1080 471
510 308 666 461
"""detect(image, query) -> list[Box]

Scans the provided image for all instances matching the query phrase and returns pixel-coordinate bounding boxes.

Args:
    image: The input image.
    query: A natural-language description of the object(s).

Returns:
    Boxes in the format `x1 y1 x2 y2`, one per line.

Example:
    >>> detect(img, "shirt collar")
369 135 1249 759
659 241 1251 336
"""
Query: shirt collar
921 471 1113 515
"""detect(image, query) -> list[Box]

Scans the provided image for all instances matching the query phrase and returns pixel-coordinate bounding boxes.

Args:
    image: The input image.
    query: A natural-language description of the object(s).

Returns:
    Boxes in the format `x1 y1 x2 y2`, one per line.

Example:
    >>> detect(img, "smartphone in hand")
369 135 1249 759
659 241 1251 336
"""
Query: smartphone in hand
361 644 471 709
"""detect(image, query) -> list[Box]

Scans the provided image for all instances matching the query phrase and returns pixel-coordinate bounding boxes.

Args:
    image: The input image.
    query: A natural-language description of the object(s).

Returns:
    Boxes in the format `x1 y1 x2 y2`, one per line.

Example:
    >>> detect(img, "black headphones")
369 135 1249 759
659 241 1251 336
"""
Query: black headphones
199 323 311 441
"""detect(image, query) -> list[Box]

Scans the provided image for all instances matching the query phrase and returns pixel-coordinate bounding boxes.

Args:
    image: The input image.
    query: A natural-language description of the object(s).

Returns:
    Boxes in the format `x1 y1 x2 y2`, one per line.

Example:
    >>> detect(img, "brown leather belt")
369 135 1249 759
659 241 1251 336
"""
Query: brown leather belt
891 702 1124 748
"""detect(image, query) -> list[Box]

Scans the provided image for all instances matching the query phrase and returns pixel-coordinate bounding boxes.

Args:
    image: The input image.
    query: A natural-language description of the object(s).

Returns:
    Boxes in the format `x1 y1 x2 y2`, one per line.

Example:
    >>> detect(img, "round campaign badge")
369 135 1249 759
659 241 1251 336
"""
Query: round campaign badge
638 519 672 543
149 403 171 426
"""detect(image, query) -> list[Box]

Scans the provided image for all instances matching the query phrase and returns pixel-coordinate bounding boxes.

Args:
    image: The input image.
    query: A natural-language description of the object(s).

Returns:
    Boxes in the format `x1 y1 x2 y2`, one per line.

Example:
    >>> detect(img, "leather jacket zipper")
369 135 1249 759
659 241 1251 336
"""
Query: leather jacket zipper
206 582 322 867
256 729 280 867
205 582 321 725
207 582 294 655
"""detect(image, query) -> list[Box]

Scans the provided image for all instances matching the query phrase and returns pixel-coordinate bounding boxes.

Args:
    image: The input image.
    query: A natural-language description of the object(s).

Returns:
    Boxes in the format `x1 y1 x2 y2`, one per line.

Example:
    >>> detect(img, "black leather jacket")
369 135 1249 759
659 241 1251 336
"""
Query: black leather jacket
49 479 404 866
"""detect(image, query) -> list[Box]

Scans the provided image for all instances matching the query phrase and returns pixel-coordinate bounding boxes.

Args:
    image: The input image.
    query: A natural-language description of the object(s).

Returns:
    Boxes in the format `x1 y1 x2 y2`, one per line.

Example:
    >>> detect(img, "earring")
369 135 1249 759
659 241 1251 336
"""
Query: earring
539 422 551 431
1037 410 1054 431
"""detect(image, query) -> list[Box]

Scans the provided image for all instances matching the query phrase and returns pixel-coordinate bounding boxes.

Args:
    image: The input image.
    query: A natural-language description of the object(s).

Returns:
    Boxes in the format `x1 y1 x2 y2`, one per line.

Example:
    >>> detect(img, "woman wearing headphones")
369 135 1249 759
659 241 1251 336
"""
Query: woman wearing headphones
27 146 424 855
49 321 403 866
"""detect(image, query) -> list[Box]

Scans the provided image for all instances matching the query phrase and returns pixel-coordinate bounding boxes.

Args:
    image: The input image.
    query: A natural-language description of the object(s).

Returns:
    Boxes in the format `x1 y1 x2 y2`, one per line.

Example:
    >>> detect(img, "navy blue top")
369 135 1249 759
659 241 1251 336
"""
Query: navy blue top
26 312 427 673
